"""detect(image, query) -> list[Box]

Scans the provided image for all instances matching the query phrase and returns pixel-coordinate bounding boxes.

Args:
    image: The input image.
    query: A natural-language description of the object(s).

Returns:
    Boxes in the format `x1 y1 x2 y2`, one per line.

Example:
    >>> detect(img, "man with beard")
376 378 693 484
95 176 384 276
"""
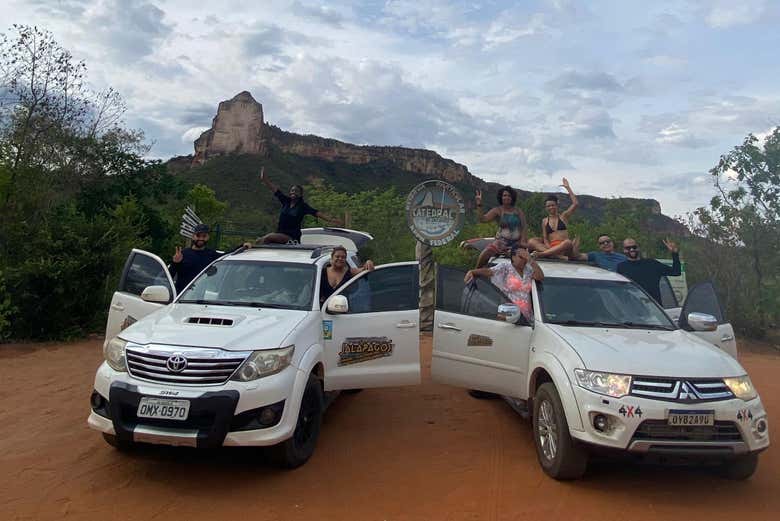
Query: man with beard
170 224 224 293
617 238 681 303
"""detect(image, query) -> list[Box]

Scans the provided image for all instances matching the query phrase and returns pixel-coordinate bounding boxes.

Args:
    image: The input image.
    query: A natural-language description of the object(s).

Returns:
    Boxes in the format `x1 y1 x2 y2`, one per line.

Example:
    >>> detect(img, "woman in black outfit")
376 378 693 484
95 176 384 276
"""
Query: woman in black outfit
319 246 374 305
258 167 343 244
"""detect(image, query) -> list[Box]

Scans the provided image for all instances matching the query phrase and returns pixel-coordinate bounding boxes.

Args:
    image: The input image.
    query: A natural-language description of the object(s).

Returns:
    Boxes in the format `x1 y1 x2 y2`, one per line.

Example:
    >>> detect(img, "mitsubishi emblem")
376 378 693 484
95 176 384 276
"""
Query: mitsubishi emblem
679 381 697 401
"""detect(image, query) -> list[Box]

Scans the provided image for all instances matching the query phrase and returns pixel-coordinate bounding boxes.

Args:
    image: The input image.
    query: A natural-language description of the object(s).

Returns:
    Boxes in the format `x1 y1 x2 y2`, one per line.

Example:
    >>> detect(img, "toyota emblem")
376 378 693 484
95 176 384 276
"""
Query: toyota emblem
166 354 188 373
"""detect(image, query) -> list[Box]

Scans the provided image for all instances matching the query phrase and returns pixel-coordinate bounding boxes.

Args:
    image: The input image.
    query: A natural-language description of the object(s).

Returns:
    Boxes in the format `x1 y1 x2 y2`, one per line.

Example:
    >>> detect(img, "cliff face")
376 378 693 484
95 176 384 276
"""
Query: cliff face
193 91 266 164
192 91 475 184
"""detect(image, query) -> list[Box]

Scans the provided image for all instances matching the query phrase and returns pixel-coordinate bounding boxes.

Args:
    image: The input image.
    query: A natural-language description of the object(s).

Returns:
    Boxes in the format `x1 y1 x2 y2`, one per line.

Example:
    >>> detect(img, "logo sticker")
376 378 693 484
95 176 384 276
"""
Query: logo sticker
737 409 753 423
467 334 493 347
322 320 333 340
618 405 642 418
338 336 394 366
405 180 465 246
166 354 188 373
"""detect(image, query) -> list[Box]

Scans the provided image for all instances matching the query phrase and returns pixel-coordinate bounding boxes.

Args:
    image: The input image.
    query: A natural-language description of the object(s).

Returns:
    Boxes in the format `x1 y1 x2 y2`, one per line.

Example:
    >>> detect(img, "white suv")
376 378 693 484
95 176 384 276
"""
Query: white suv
88 228 422 467
431 260 769 480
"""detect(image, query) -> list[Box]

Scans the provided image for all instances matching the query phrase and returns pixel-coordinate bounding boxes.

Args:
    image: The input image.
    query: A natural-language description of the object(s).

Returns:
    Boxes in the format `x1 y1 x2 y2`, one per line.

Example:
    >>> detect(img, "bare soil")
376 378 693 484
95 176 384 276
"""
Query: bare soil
1 336 778 521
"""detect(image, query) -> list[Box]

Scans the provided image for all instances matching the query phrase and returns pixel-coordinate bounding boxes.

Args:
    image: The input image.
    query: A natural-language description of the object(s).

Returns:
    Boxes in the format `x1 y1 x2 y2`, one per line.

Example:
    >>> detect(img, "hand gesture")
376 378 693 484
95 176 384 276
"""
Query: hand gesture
242 242 253 249
173 246 183 263
464 270 475 284
475 189 482 206
561 177 571 191
663 238 679 253
517 249 530 262
363 260 375 271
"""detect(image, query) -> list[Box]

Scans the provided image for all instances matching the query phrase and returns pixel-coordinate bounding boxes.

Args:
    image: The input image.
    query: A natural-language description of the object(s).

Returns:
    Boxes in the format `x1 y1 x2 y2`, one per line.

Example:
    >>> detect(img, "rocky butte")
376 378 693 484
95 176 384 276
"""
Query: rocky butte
192 91 473 184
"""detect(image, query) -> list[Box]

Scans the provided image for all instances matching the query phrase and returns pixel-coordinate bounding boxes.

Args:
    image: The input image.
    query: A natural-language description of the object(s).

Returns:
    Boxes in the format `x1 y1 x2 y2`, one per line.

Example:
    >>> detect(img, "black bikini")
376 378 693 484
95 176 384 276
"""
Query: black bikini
545 218 567 234
319 264 352 304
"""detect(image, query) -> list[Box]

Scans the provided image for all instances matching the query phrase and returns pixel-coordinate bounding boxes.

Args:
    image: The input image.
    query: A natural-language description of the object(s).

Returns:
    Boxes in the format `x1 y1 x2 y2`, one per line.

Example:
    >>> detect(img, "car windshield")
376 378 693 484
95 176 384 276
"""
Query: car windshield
178 260 315 310
540 277 677 330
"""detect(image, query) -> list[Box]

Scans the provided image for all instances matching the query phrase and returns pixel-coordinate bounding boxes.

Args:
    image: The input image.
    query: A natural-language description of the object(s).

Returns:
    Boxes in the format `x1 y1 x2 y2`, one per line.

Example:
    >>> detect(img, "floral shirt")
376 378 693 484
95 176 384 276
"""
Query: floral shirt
490 262 534 320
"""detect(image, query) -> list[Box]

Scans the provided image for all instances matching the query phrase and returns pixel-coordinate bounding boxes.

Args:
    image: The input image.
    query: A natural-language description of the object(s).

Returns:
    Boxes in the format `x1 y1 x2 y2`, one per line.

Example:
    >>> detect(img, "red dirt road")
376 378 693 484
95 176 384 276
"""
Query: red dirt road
1 336 778 521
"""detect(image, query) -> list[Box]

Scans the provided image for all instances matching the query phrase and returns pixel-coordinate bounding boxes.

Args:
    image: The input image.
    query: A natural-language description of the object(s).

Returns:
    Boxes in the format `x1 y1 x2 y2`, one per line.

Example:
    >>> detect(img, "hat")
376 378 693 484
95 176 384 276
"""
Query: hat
193 223 210 234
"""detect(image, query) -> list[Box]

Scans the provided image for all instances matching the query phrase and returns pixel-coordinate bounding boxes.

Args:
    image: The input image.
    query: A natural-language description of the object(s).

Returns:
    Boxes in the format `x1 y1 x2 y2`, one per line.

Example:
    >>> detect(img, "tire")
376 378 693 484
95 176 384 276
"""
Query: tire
102 433 135 452
532 382 588 480
468 389 499 400
719 453 759 480
271 374 324 469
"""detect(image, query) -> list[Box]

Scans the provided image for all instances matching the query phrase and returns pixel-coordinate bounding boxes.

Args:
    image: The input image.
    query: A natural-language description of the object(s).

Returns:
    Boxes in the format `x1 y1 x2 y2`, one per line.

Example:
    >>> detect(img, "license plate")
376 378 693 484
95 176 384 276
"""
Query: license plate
667 410 714 426
137 397 190 421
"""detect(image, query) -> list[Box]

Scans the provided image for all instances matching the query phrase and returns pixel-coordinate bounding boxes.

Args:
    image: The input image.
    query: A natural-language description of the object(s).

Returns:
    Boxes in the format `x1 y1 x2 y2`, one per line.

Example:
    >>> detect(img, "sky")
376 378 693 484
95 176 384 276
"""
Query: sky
4 0 780 216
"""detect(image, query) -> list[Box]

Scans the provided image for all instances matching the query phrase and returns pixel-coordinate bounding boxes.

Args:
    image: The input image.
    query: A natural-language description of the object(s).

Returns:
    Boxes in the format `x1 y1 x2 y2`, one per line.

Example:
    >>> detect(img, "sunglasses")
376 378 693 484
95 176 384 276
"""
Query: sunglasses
598 239 612 245
624 245 639 251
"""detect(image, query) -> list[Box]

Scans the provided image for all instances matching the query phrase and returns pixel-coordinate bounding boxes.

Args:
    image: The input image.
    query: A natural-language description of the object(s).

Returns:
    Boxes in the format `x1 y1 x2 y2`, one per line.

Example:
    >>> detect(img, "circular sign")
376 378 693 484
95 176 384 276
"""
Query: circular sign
405 180 465 246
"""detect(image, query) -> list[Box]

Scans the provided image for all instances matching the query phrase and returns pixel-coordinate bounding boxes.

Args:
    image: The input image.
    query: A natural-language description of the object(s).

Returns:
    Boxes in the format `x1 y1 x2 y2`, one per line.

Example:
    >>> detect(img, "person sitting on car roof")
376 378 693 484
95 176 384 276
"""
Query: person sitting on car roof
574 233 627 271
257 167 343 245
528 178 580 260
319 246 375 305
473 185 528 268
464 245 543 321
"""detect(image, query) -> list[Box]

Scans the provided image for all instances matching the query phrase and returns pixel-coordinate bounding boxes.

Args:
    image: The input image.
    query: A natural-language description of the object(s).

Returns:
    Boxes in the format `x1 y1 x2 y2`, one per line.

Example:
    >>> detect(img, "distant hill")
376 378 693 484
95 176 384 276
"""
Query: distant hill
166 91 687 238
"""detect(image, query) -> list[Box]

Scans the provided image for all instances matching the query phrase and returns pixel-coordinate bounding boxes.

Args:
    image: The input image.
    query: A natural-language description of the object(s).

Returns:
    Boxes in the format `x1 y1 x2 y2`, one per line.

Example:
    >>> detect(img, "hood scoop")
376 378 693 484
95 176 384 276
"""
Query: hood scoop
186 316 235 327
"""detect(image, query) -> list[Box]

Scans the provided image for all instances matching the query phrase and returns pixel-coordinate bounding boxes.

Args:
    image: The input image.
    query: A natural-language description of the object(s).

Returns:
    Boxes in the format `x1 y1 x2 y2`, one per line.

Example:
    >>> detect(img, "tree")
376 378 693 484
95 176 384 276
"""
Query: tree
688 128 780 336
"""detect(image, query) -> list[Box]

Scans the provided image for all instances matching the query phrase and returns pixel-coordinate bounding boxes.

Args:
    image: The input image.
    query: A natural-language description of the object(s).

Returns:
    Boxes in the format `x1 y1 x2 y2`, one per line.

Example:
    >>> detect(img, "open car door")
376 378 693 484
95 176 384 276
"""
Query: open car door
679 281 738 359
431 265 533 398
321 262 421 390
104 249 175 342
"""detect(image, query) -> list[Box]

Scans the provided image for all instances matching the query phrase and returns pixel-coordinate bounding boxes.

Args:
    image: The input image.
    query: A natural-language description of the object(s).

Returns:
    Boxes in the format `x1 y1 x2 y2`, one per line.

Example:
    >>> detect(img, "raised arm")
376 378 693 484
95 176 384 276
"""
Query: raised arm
349 259 375 275
659 240 681 276
259 167 278 194
560 177 579 220
475 190 499 223
519 209 528 246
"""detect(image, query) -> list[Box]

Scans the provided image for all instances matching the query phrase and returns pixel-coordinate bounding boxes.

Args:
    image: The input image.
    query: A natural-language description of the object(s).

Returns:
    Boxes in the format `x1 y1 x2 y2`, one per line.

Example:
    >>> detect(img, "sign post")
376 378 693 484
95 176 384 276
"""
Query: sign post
405 181 465 330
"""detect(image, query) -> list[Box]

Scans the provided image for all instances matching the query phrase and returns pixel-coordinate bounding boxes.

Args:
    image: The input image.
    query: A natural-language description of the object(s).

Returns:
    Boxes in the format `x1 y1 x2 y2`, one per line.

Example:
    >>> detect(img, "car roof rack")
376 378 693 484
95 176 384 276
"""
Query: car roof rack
229 243 336 259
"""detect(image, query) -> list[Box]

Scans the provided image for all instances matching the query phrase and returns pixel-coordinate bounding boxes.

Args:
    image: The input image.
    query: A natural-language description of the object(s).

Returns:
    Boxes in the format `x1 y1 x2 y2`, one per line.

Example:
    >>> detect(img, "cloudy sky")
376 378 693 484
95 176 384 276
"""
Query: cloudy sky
5 0 780 215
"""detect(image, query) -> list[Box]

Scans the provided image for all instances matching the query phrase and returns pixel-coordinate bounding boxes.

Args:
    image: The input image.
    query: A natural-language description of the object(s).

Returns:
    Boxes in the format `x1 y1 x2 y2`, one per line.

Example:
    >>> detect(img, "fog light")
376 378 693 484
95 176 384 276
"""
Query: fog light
593 414 608 432
259 407 279 426
90 391 103 409
755 418 768 435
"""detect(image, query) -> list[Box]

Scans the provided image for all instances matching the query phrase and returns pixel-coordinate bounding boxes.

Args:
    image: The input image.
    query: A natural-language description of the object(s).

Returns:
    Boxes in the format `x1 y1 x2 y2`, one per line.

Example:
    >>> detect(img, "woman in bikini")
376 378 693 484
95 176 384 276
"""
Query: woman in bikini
528 178 579 259
319 246 375 305
474 185 528 268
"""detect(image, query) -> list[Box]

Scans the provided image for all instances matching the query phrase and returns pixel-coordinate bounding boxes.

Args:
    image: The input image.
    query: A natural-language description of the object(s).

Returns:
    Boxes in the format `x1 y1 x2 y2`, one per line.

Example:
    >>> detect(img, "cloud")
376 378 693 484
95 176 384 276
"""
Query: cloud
559 106 616 139
290 1 347 27
705 1 766 28
655 124 710 148
181 126 209 144
547 71 624 93
82 0 173 60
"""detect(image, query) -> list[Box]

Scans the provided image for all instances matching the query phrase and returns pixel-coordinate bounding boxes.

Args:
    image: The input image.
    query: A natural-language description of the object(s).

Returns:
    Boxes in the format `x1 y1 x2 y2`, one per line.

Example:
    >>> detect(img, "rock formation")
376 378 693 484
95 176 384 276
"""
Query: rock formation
192 91 474 184
193 91 266 164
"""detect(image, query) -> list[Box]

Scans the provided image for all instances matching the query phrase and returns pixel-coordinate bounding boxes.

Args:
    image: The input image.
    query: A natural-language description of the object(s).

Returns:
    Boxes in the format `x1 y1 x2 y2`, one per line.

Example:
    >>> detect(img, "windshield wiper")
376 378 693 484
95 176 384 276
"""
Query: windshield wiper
549 320 623 327
619 321 676 331
178 299 245 306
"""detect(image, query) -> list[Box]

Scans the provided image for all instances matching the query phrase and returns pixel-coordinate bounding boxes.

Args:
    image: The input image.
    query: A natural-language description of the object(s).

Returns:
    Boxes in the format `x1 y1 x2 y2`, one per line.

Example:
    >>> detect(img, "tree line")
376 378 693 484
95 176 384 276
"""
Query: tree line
0 25 777 340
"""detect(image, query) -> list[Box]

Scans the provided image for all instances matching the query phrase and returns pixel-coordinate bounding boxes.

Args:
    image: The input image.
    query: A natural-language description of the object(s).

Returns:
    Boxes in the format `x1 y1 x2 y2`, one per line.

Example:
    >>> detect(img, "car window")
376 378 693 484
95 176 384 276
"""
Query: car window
339 265 418 313
178 260 315 310
659 276 678 309
540 277 677 330
437 265 523 322
120 253 172 296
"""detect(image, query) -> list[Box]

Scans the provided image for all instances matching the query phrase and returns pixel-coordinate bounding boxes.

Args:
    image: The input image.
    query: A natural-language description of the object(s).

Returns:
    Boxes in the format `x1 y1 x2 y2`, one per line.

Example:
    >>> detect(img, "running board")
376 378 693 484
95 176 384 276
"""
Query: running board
503 396 530 420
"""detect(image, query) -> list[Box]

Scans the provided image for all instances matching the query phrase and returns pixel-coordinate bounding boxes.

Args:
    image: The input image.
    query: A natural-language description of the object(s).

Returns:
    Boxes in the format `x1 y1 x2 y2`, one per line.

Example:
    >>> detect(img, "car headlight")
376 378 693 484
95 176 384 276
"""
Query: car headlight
724 375 758 401
574 369 631 398
103 337 128 372
231 345 295 382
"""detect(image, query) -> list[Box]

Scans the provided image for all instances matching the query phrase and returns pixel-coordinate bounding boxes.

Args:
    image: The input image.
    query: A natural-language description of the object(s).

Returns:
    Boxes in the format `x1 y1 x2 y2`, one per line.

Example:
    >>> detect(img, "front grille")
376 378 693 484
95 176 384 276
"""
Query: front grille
632 420 742 442
126 346 249 385
630 377 733 403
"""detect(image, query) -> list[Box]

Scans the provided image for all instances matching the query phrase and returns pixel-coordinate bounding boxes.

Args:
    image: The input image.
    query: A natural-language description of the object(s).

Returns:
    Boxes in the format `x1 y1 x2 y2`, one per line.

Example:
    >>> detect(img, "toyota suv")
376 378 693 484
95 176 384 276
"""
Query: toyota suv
431 259 769 479
88 228 422 467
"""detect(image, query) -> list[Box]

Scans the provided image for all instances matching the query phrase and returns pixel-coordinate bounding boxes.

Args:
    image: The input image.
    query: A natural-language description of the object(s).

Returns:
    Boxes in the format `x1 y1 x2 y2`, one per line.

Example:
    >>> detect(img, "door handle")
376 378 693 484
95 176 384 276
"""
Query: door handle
111 303 125 311
437 322 462 332
720 334 735 342
396 321 417 328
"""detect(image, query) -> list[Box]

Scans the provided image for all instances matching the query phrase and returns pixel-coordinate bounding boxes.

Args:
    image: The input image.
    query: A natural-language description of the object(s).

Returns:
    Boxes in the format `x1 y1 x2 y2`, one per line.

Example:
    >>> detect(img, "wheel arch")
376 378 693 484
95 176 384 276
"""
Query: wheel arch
528 353 584 431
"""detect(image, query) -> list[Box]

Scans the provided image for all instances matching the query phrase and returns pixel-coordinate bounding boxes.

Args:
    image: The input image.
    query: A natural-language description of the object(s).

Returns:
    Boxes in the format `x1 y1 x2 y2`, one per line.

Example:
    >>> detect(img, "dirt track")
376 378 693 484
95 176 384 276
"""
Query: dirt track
1 336 778 521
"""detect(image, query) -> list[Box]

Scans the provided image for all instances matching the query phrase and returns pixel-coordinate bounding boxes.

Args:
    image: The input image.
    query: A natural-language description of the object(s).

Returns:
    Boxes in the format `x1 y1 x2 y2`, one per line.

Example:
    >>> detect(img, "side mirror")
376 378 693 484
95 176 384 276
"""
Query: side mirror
327 295 349 314
141 285 171 304
497 303 522 323
686 312 718 332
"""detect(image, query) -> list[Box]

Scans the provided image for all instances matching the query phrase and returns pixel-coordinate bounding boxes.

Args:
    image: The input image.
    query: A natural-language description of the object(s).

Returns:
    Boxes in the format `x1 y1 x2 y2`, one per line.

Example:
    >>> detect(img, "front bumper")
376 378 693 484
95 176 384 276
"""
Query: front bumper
569 385 770 458
87 362 307 448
